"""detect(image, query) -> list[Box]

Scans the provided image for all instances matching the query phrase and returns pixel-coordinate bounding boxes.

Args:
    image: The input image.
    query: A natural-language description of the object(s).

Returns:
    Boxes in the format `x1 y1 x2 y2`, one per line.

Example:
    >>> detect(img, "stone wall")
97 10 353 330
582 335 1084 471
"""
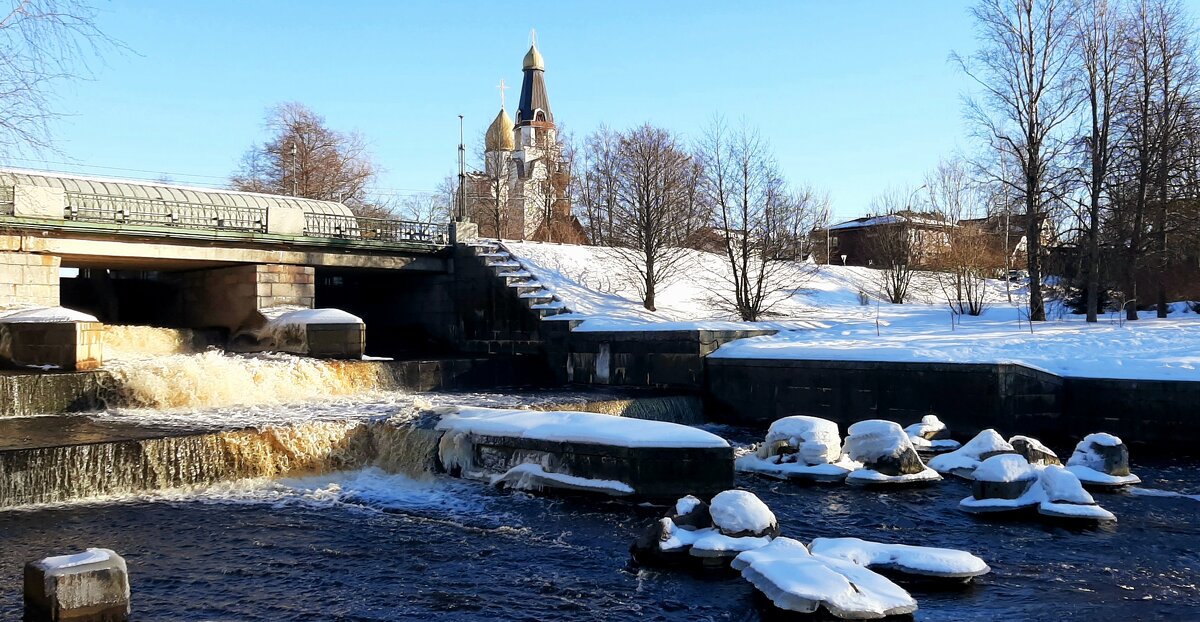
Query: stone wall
1063 377 1200 452
0 321 104 371
181 264 314 331
0 252 60 310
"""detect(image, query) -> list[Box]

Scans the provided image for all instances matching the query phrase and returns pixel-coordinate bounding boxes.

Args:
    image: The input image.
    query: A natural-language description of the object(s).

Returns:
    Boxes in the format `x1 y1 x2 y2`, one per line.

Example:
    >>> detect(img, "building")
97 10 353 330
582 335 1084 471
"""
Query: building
463 40 587 243
809 211 953 267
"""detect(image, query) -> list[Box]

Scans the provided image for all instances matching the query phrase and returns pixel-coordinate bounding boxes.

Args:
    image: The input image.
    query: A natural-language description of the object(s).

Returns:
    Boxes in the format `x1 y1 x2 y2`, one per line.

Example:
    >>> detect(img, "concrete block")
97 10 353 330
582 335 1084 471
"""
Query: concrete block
13 185 66 220
24 548 130 622
266 204 306 236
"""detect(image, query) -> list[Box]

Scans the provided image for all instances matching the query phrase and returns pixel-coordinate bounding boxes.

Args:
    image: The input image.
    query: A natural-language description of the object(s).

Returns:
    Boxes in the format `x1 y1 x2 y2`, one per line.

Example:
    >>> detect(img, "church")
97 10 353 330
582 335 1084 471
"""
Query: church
463 39 588 244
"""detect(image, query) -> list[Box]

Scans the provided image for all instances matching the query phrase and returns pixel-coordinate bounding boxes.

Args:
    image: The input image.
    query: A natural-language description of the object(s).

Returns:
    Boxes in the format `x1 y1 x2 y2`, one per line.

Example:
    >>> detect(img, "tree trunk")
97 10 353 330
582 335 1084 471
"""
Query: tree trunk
1026 188 1046 322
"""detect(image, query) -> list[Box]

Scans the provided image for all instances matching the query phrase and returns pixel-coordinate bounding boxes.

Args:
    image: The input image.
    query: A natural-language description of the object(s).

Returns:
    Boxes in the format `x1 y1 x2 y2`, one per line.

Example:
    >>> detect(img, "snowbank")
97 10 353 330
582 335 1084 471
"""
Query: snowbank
434 407 730 449
710 490 776 536
0 306 98 323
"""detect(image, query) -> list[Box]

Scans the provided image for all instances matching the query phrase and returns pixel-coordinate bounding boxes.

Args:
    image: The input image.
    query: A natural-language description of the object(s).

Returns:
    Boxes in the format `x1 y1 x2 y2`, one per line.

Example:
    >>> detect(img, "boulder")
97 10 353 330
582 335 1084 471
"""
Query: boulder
762 416 843 466
1010 435 1060 466
668 495 711 531
844 420 924 476
24 549 130 622
1066 433 1141 488
1037 465 1117 522
904 414 952 441
710 490 779 538
959 454 1041 514
928 429 1015 479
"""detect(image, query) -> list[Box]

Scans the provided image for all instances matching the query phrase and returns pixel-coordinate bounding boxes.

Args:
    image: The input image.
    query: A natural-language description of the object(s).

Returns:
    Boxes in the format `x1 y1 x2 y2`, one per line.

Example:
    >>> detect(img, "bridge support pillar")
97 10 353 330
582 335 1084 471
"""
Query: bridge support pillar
182 264 314 331
0 252 60 311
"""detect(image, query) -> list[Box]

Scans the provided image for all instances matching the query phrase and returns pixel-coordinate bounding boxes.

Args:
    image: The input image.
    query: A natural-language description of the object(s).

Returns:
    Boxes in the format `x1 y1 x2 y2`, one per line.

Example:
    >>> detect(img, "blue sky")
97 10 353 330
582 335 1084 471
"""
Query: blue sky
12 1 1038 218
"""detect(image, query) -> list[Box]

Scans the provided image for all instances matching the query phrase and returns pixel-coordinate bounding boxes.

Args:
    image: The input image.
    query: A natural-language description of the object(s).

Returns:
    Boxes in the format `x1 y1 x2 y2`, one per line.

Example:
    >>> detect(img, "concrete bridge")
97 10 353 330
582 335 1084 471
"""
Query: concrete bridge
0 169 492 365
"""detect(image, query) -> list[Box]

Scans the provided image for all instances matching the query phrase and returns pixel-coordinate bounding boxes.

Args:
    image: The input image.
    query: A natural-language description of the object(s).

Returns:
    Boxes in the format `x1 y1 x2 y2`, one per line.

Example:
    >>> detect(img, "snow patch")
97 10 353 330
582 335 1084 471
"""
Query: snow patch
710 490 776 535
434 407 730 449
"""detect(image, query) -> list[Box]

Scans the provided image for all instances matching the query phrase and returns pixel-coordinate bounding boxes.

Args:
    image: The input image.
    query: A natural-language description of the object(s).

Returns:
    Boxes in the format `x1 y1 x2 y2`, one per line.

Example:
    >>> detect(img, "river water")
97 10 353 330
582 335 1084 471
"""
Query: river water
2 431 1197 621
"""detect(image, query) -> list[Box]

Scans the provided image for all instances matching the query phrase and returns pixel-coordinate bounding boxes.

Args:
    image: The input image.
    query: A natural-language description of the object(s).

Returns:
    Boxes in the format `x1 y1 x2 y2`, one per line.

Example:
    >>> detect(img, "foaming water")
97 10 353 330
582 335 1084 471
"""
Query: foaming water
104 325 199 360
104 351 393 409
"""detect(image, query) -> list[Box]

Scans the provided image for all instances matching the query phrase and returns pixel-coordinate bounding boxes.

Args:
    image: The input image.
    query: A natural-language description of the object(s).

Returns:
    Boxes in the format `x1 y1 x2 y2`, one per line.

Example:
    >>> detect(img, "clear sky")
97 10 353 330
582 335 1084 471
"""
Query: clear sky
2 1 1097 219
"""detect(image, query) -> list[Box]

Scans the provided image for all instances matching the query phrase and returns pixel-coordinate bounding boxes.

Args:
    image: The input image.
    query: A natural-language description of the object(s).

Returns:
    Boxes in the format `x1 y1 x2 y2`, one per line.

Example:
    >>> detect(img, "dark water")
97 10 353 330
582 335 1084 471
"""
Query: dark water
1 450 1197 620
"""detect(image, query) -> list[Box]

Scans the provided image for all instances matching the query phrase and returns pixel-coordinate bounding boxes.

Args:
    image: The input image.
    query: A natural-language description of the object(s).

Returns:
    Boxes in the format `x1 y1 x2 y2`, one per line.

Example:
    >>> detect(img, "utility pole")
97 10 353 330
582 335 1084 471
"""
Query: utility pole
457 115 466 222
291 141 298 196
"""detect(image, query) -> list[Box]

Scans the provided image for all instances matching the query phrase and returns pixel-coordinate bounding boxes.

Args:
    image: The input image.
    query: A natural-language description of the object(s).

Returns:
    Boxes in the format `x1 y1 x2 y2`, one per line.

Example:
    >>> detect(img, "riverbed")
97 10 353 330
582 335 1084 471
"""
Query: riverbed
2 441 1197 621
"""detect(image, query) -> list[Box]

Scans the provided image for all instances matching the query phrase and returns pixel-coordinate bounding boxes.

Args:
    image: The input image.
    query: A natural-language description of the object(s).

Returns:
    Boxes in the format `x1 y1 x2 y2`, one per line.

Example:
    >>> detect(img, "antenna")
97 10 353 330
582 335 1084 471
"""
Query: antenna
530 28 537 46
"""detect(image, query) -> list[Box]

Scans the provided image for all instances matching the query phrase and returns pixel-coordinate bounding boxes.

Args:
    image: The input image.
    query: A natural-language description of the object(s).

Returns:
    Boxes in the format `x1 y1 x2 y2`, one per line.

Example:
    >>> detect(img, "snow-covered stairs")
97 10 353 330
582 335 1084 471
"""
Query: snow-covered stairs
466 240 572 319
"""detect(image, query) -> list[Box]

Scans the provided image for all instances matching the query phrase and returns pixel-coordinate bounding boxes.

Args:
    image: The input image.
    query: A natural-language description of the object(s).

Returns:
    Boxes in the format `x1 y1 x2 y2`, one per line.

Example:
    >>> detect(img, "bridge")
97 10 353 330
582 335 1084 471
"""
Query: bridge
0 169 496 362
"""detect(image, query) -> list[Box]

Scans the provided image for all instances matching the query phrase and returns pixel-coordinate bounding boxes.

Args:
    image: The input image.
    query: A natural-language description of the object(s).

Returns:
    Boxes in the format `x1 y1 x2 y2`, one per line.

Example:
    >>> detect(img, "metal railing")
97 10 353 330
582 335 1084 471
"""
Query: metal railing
63 192 268 233
303 212 449 245
0 186 13 216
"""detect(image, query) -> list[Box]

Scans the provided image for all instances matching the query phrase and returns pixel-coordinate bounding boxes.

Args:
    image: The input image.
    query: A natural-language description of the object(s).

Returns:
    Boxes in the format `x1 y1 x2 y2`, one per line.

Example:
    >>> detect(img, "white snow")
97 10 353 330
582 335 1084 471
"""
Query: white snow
488 463 634 495
262 307 364 325
972 454 1037 483
710 490 776 535
0 306 98 323
765 416 843 465
732 538 918 619
808 537 990 579
674 495 702 516
846 467 942 485
658 519 772 554
958 481 1043 513
928 429 1013 477
735 454 858 482
35 548 113 571
434 407 730 449
1010 435 1057 458
501 241 1200 381
1067 433 1124 472
904 415 946 440
844 420 912 463
1039 465 1095 504
1065 465 1142 487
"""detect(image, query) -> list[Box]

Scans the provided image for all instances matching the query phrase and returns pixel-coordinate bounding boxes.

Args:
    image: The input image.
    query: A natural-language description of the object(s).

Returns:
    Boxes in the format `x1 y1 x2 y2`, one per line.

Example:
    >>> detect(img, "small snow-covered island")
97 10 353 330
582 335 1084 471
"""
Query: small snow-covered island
4 2 1200 622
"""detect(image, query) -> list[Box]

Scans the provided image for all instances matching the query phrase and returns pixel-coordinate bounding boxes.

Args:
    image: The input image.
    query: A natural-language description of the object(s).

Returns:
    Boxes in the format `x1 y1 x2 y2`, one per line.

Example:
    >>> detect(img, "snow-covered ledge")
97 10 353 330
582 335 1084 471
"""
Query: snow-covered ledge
0 306 103 371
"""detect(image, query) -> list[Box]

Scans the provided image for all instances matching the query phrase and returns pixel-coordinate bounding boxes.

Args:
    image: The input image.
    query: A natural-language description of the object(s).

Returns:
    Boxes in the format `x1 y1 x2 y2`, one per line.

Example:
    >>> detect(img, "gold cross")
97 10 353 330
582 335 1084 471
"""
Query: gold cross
530 28 537 47
496 78 509 109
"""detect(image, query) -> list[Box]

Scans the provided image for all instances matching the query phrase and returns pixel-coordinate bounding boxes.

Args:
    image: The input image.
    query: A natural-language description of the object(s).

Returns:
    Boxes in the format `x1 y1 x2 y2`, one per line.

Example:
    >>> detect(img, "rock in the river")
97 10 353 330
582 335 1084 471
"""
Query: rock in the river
1037 465 1117 522
24 548 130 622
1010 435 1061 466
844 420 941 486
959 454 1041 514
668 494 711 531
737 416 860 484
733 538 918 619
1066 433 1141 488
710 490 779 538
928 429 1015 479
905 415 962 454
808 537 990 583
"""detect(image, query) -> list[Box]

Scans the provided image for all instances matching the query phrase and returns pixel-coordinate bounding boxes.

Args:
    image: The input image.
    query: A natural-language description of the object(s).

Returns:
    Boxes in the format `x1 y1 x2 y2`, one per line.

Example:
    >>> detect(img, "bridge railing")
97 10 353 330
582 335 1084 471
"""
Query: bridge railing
0 186 13 216
303 212 449 245
63 192 268 233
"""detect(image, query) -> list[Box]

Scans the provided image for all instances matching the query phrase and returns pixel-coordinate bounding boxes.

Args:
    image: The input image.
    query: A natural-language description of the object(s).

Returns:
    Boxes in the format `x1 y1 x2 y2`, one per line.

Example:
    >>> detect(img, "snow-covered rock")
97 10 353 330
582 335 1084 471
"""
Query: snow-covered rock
928 429 1014 479
738 416 859 483
1010 435 1060 466
959 454 1041 514
733 538 918 619
668 495 711 531
1066 433 1141 488
0 306 98 323
710 490 778 538
1037 465 1117 522
764 416 843 465
905 416 961 453
807 537 990 582
844 420 940 486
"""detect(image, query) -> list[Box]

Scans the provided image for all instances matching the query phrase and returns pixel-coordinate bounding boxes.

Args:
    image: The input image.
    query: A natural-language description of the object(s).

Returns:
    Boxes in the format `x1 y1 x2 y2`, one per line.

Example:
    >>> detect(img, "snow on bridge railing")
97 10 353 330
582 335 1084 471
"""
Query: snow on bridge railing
63 192 268 233
302 212 450 246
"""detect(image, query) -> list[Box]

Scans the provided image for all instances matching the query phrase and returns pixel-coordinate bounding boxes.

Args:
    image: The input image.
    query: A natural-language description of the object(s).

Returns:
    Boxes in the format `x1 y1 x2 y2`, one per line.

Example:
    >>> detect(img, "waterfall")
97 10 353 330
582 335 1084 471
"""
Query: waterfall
534 395 706 425
103 352 397 409
0 417 444 508
103 325 202 360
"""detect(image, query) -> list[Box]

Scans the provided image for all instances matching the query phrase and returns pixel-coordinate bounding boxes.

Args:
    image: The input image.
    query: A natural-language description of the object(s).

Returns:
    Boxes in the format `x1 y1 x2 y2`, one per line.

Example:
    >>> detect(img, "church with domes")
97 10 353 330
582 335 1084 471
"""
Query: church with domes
463 39 587 243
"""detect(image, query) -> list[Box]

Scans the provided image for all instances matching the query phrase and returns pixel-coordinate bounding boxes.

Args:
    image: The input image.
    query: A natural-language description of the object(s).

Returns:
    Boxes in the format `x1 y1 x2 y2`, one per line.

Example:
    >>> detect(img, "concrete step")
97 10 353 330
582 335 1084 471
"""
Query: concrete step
478 252 511 259
497 270 533 279
519 290 554 300
489 260 522 270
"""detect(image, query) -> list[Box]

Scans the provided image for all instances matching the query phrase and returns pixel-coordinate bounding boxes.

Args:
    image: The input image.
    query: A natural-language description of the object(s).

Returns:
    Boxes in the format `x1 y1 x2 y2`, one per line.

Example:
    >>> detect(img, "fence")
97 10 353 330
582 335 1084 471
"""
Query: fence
303 212 449 245
63 192 267 232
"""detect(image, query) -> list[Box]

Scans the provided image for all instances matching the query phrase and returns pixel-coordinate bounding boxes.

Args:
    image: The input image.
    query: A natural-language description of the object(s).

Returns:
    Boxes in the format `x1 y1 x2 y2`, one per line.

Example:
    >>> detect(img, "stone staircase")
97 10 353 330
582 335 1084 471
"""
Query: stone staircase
466 240 571 319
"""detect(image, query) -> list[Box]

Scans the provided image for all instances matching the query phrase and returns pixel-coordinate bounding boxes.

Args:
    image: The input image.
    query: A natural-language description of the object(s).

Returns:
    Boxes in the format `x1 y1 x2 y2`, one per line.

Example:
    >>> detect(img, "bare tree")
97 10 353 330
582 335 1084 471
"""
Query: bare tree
699 118 822 320
609 124 701 311
926 158 1000 315
573 125 622 246
866 189 929 304
392 192 450 224
958 0 1081 321
1073 0 1127 322
0 0 115 155
231 102 381 216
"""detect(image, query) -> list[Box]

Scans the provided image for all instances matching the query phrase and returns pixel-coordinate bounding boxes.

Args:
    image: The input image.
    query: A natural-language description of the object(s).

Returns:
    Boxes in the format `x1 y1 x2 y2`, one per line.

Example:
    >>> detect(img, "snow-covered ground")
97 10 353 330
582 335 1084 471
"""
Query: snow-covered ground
502 241 1200 381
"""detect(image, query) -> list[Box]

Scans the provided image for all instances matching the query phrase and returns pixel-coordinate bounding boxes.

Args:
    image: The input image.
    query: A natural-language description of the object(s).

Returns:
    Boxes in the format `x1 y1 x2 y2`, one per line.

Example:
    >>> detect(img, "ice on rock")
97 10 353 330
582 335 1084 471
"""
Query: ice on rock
843 420 940 486
928 429 1014 479
1010 435 1060 466
765 416 843 464
960 454 1042 514
737 416 859 483
1066 433 1141 488
1038 465 1117 522
808 537 990 581
710 490 778 538
733 538 918 619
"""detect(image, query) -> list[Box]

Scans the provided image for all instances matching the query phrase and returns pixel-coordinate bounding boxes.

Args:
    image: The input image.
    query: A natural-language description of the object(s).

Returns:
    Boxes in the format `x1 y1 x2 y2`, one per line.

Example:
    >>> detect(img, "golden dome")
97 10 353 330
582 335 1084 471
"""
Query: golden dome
485 107 515 151
523 44 545 71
